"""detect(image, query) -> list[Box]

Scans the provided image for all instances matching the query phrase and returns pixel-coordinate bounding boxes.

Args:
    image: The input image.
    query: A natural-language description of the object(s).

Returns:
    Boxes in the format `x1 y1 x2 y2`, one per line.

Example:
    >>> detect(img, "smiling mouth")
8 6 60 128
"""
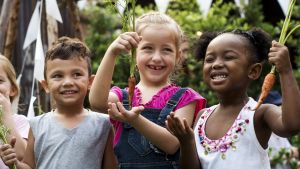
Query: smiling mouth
60 90 77 95
148 65 164 70
211 74 227 80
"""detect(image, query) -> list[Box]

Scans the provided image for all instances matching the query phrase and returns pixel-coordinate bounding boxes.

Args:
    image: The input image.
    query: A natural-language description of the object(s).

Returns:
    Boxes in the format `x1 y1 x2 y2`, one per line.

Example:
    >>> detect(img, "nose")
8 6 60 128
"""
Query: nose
152 51 162 62
211 58 224 69
62 77 74 87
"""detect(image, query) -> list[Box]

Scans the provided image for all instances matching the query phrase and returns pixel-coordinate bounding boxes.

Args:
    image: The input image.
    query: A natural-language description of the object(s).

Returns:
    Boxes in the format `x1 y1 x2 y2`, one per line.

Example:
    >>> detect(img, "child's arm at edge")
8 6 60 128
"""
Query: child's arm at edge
264 41 300 135
102 127 117 169
18 128 35 169
89 32 141 113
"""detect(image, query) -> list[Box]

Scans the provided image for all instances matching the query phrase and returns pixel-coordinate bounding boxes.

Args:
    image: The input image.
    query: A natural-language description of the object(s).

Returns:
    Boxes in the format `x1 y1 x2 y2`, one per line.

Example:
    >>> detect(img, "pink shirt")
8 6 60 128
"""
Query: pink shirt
111 84 206 145
0 114 30 169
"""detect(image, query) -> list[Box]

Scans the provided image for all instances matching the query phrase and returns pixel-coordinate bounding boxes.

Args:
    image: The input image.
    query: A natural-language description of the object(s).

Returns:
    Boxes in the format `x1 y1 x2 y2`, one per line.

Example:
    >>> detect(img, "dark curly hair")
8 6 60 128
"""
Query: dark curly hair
194 27 272 63
44 36 92 79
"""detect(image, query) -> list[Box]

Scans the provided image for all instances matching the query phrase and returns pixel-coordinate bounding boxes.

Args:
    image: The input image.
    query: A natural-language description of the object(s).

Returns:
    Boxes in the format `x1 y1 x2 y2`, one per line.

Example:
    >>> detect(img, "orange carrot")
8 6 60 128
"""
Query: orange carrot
128 76 136 108
254 72 276 110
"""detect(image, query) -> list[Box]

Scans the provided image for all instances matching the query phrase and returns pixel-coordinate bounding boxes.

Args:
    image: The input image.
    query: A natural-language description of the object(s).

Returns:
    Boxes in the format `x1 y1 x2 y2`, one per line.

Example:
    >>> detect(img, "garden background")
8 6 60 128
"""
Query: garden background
0 0 299 167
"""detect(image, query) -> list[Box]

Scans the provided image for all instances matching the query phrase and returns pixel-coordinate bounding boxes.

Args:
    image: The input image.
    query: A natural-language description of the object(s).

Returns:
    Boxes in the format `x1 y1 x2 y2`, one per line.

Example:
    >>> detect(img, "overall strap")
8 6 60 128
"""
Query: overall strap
121 89 132 128
121 89 130 110
157 88 188 126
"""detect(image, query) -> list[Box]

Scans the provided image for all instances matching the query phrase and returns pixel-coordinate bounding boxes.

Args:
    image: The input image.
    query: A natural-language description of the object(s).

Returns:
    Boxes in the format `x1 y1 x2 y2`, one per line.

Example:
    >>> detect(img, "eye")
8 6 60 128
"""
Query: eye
204 55 215 63
73 72 83 78
51 74 62 79
224 55 236 60
163 48 173 53
142 46 152 50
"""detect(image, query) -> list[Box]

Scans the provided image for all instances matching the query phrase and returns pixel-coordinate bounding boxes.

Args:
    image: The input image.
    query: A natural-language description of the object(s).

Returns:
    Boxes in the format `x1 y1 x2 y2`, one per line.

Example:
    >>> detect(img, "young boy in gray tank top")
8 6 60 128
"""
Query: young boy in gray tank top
1 37 117 169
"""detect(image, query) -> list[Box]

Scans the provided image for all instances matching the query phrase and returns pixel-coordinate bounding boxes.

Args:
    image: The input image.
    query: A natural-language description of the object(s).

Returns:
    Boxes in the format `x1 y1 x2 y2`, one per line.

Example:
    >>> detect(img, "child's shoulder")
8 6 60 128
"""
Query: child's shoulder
160 84 201 97
29 112 50 121
88 110 111 125
88 110 109 119
13 113 29 122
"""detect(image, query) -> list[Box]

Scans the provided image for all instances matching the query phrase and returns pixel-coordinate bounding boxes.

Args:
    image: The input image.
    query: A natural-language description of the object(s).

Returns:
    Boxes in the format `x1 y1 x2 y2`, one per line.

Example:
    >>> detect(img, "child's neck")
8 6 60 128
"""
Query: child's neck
54 104 85 117
53 107 87 129
137 81 170 91
217 92 249 107
136 81 171 104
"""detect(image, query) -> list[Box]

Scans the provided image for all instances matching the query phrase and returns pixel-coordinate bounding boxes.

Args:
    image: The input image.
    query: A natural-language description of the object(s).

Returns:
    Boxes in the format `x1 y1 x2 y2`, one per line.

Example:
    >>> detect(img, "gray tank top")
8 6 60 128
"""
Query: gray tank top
30 110 111 169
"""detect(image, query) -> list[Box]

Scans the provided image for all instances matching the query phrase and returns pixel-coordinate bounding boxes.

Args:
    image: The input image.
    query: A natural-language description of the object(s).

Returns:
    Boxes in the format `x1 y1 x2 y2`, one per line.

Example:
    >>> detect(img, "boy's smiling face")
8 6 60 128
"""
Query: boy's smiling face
41 57 93 108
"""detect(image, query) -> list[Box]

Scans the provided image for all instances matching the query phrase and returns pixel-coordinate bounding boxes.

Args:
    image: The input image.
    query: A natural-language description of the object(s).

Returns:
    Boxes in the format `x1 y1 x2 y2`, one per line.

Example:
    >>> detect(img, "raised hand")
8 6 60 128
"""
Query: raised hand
166 112 194 144
268 40 292 74
108 102 144 123
107 32 141 57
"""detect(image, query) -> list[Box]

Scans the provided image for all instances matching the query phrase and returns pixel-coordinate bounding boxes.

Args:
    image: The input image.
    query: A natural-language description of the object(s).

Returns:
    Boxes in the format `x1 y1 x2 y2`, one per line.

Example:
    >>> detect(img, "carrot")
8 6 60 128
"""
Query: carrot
254 72 276 110
128 76 136 108
254 0 299 110
109 0 137 109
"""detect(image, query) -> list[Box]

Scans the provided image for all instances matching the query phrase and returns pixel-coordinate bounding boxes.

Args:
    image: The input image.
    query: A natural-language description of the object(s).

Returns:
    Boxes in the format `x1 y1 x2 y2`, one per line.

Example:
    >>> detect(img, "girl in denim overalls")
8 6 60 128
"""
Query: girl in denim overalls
89 12 206 169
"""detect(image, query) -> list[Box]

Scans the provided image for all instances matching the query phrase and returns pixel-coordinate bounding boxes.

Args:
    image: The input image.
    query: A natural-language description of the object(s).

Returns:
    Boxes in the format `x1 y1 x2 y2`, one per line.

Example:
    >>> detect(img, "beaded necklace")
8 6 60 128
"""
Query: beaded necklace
198 105 250 159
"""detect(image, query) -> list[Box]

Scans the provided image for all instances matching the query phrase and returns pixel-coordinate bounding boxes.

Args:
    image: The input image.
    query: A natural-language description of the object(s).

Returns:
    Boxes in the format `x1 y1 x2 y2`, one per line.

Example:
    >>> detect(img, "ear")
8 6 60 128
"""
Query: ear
248 63 262 80
40 80 50 93
88 75 95 90
9 87 17 98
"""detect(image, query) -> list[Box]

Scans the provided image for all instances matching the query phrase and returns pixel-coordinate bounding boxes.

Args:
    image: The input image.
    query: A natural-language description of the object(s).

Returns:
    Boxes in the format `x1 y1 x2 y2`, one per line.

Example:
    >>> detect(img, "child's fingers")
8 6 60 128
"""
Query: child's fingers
1 153 17 166
271 40 284 47
108 103 122 120
172 117 185 133
1 151 17 161
118 38 133 51
165 120 172 132
166 116 176 132
169 112 175 118
10 137 16 148
131 106 144 115
183 119 193 133
120 33 140 49
0 144 12 152
124 32 141 43
116 102 125 110
166 115 184 136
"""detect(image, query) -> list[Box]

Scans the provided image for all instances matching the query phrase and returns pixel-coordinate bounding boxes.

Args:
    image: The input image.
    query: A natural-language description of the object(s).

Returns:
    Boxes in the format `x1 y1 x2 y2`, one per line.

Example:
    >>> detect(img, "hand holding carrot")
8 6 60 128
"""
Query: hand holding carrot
0 137 18 168
166 112 194 144
268 41 292 74
106 32 141 58
108 102 144 123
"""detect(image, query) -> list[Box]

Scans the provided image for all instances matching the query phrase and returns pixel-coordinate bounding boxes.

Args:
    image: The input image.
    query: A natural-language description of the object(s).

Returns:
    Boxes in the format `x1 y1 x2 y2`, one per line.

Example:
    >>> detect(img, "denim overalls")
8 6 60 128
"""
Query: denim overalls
114 88 188 169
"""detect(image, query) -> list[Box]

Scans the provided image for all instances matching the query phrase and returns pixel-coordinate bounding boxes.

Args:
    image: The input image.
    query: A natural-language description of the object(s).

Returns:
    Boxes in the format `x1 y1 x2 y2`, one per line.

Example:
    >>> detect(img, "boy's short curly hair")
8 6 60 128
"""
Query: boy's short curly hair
44 37 92 79
194 28 272 63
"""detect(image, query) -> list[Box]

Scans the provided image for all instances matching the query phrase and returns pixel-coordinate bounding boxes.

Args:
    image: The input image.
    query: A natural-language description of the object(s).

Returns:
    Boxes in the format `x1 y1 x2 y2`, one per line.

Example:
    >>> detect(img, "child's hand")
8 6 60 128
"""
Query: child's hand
108 102 144 123
268 40 292 74
0 138 18 167
107 32 141 57
0 92 13 118
166 112 194 144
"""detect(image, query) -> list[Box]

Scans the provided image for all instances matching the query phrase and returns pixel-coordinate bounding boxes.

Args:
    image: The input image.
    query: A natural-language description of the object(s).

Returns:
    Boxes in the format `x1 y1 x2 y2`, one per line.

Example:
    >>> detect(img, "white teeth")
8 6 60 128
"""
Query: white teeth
62 90 75 94
212 75 227 80
149 65 163 70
